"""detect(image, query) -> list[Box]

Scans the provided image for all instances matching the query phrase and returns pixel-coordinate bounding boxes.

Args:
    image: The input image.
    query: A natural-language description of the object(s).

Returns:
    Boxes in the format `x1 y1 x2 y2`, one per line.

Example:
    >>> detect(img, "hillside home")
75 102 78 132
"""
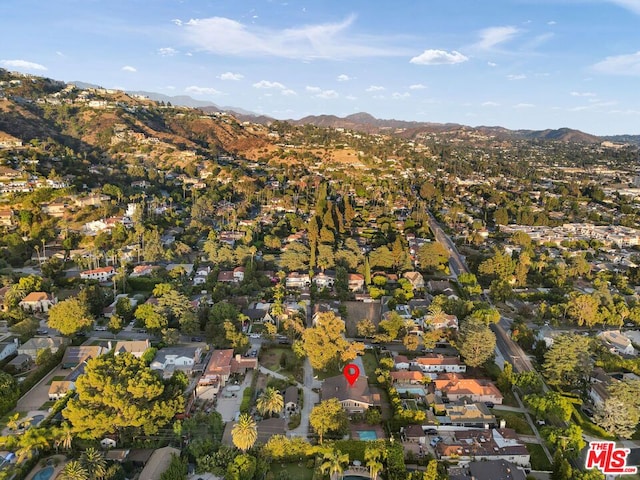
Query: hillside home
313 272 335 289
0 208 13 227
403 271 425 290
19 292 57 312
286 272 310 289
598 330 636 356
348 273 365 292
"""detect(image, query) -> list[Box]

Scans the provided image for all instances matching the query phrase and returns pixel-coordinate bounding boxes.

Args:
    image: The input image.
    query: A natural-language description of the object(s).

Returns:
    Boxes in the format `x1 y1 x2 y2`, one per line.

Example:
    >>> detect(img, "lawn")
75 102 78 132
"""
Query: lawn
269 462 314 480
526 443 552 471
493 411 533 435
361 351 379 381
260 347 303 383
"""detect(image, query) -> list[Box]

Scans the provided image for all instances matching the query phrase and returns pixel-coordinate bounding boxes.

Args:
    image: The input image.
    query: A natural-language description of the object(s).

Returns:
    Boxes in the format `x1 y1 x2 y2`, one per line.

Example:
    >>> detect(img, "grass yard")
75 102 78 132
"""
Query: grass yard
494 411 534 435
314 366 342 380
260 347 303 383
526 443 552 471
361 351 379 380
269 462 314 480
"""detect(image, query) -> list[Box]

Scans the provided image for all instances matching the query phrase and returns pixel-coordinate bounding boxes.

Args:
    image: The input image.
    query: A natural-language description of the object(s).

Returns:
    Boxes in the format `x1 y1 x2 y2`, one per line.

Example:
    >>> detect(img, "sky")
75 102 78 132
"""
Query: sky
2 0 640 135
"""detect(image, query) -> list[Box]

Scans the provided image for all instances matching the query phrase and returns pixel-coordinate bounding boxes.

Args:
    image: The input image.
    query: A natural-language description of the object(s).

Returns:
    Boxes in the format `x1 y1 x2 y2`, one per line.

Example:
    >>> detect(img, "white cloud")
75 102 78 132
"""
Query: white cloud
410 49 468 65
179 15 405 60
475 26 519 50
0 59 47 71
608 0 640 14
547 20 557 25
185 85 222 96
366 85 385 92
172 19 183 26
345 95 357 100
409 84 427 90
481 101 500 107
218 72 244 81
282 89 297 96
507 74 527 80
253 80 286 89
392 92 410 99
55 51 65 57
514 103 535 108
122 65 137 72
158 47 179 57
593 51 640 75
570 91 596 97
306 86 322 93
337 74 351 82
488 62 498 67
316 89 339 99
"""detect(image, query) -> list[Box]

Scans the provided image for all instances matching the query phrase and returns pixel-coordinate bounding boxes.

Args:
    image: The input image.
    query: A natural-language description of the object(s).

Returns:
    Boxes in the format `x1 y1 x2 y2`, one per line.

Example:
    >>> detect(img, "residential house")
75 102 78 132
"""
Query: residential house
233 267 245 282
100 438 118 449
434 428 530 467
113 340 150 358
256 418 286 444
435 375 503 405
6 354 33 372
347 273 365 292
427 280 454 295
413 355 467 374
198 349 257 391
0 338 18 361
402 425 427 444
139 447 182 480
394 355 411 370
466 460 527 480
426 313 459 330
130 265 155 277
589 382 610 408
439 403 497 428
284 386 299 412
80 266 116 282
18 336 67 360
48 380 75 400
536 325 559 348
598 330 636 356
390 371 426 385
19 292 57 312
403 271 425 290
217 271 236 283
286 272 310 289
150 346 202 378
313 272 335 289
62 346 103 369
0 208 13 227
321 374 381 414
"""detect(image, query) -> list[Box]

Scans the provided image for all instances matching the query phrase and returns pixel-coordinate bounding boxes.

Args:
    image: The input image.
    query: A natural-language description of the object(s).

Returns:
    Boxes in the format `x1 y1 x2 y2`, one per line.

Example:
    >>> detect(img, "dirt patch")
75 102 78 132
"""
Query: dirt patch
343 301 382 337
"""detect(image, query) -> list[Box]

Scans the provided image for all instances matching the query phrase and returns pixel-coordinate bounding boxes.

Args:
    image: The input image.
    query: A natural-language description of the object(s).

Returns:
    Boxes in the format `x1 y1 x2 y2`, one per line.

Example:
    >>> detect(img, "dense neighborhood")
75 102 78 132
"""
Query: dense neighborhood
1 68 640 480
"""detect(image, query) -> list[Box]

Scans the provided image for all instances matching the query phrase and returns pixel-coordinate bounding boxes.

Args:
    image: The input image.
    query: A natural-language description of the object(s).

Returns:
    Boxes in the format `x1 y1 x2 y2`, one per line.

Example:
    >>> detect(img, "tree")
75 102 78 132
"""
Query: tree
59 460 89 480
543 334 592 388
231 413 257 452
364 441 387 480
567 293 601 327
64 353 184 439
279 242 310 271
319 447 349 480
52 422 75 451
134 303 167 333
417 242 450 272
403 334 420 351
309 399 348 444
457 317 496 367
226 453 257 480
256 387 284 418
302 312 364 371
81 447 107 479
14 427 49 462
543 424 585 458
525 391 573 423
107 314 124 335
0 372 19 415
594 396 639 438
48 297 94 336
356 318 376 338
457 272 482 297
478 247 515 284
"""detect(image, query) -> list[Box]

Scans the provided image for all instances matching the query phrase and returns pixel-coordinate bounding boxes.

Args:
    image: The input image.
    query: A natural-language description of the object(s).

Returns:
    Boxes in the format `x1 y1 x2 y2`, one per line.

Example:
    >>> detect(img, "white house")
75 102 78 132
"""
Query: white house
233 267 245 282
598 330 636 356
80 266 116 282
286 272 310 289
19 292 57 312
413 355 467 373
313 272 335 289
150 346 202 378
0 338 18 361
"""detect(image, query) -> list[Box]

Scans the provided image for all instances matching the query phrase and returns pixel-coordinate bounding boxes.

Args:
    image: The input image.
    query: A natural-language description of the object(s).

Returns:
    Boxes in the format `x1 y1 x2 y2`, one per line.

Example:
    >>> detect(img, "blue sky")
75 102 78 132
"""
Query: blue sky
2 0 640 135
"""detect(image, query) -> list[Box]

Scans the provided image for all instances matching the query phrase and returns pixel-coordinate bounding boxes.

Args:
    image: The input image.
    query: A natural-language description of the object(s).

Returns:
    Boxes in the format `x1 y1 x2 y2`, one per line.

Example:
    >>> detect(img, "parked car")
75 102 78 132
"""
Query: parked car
425 428 438 435
430 436 442 447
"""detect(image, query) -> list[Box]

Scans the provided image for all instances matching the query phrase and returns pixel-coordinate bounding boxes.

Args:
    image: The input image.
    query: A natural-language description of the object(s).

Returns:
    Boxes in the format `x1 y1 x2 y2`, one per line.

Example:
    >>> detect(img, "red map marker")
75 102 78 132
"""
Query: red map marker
343 363 360 387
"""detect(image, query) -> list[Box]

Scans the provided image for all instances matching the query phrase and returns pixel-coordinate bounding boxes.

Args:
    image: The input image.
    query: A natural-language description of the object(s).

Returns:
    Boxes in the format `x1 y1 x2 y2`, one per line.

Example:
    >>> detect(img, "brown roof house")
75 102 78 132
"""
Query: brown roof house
199 349 257 393
139 446 182 480
321 374 381 414
19 292 57 312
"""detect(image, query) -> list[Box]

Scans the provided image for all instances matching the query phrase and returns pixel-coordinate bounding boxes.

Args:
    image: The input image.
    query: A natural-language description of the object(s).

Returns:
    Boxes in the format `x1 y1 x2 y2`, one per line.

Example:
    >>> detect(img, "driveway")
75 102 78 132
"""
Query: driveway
214 371 254 422
16 364 67 412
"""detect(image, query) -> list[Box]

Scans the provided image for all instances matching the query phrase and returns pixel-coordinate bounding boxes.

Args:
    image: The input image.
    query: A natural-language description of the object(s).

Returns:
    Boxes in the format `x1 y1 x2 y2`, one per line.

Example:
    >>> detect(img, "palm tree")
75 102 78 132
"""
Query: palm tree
81 447 107 479
15 427 49 462
59 460 89 480
256 387 284 418
364 442 387 480
231 413 257 453
319 447 349 480
6 413 21 432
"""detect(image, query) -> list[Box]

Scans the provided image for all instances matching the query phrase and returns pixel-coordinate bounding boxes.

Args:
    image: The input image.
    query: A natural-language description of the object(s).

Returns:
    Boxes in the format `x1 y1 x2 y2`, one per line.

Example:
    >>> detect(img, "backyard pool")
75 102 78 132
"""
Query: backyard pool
32 466 54 480
357 430 378 441
395 387 426 396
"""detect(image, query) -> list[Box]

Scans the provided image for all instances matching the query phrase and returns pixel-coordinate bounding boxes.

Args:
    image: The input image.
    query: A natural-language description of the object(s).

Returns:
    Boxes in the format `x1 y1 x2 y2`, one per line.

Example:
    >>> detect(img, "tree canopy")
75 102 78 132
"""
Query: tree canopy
47 296 94 336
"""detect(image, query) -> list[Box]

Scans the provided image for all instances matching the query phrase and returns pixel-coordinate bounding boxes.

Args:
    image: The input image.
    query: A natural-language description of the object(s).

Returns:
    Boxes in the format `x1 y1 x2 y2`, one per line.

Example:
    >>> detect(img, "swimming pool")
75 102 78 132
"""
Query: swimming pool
32 466 54 480
396 387 425 395
357 430 378 441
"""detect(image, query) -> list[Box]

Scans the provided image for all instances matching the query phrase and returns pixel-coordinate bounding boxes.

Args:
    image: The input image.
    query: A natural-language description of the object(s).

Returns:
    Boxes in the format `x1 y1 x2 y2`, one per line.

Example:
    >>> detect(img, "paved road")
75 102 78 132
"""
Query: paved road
427 213 468 279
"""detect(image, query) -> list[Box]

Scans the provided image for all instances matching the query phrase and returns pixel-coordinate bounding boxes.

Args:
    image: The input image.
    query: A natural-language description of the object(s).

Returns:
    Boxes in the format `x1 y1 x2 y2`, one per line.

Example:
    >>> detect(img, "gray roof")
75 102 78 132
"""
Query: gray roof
152 346 199 365
284 385 299 404
321 374 376 406
468 460 526 480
